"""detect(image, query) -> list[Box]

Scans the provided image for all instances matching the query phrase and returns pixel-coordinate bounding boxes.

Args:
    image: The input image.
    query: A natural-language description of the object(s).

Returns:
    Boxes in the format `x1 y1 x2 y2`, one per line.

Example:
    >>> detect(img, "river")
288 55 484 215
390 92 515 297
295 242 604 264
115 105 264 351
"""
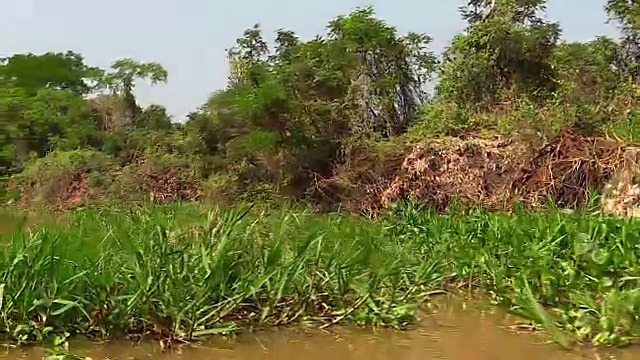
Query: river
0 298 635 360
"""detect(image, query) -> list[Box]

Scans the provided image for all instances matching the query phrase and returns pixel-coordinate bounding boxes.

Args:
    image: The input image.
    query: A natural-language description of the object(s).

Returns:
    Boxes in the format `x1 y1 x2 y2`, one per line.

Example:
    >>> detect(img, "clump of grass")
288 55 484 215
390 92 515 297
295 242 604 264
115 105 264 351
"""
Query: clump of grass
386 202 640 346
0 203 445 347
1 202 640 348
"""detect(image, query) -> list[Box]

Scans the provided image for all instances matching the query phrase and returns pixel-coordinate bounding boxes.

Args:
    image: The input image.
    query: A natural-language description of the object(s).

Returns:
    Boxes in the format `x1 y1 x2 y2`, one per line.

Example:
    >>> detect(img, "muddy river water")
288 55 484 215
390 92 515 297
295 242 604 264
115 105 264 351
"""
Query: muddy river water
0 299 637 360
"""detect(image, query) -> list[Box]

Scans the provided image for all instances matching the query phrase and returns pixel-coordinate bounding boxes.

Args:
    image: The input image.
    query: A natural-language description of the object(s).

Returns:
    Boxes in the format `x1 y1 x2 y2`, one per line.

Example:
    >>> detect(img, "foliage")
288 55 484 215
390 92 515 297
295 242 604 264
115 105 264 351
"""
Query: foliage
0 52 170 179
4 4 640 206
188 6 437 197
438 0 560 110
605 0 640 81
9 149 116 207
0 51 103 95
387 202 640 346
414 0 640 141
1 203 640 347
3 3 640 352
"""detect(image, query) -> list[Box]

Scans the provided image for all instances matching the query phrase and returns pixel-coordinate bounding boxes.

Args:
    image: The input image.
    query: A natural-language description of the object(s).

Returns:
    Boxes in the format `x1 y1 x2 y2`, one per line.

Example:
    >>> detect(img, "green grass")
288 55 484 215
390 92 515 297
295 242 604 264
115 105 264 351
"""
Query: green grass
1 202 640 348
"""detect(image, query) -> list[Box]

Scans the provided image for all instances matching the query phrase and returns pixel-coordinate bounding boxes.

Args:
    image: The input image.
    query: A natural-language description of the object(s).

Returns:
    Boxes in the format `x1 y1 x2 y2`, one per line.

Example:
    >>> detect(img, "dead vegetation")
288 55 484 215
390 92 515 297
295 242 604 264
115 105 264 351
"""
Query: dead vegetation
510 129 626 208
117 161 201 204
14 170 99 211
317 128 638 216
602 147 640 216
377 137 526 211
309 141 411 212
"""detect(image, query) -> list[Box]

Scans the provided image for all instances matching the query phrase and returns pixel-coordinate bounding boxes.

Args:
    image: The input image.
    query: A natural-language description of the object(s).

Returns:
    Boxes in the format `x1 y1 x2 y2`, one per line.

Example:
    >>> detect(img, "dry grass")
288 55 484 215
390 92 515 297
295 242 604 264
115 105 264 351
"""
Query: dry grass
319 129 635 215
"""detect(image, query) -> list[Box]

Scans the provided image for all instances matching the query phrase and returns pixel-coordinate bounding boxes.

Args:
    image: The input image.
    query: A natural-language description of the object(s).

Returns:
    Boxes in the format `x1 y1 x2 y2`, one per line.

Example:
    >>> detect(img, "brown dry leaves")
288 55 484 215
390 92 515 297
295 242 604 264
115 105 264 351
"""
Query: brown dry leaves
321 129 634 215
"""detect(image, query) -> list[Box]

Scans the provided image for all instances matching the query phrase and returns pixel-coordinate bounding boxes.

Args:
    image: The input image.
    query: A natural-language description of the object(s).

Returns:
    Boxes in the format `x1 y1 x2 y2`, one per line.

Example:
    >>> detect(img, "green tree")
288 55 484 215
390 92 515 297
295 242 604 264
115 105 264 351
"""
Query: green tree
187 6 437 196
552 37 623 103
0 53 104 174
605 0 640 81
100 58 168 129
136 104 173 130
437 0 560 109
0 51 103 95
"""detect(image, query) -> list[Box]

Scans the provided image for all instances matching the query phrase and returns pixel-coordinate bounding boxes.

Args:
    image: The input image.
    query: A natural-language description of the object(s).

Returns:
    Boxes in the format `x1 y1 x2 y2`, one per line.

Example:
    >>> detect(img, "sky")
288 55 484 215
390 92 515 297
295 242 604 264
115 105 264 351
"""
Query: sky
1 0 618 120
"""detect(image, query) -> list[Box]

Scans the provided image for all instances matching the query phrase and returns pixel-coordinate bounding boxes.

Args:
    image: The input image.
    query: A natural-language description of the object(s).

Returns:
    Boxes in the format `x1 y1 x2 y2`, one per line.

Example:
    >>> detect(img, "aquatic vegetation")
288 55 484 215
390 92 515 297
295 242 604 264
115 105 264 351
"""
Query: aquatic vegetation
1 203 640 347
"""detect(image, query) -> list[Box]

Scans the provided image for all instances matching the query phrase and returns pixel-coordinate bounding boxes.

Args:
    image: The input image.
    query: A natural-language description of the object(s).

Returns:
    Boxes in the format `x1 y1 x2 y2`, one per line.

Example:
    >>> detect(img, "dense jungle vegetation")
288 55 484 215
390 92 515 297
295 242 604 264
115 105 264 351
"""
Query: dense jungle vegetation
4 0 640 351
3 1 640 208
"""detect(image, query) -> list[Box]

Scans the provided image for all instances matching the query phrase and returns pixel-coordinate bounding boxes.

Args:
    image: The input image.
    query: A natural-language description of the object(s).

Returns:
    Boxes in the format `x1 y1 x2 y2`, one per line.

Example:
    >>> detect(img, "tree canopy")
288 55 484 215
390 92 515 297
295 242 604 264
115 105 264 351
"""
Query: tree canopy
2 3 640 205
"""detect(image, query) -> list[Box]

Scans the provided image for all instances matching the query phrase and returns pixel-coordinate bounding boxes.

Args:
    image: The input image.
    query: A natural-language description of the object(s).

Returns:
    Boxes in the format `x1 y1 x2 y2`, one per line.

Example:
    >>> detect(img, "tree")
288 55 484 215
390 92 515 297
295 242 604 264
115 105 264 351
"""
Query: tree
325 7 438 136
552 37 622 102
606 0 640 34
0 53 104 173
437 0 560 109
136 104 173 130
0 51 103 95
605 0 640 81
186 6 438 195
97 59 168 131
461 0 548 24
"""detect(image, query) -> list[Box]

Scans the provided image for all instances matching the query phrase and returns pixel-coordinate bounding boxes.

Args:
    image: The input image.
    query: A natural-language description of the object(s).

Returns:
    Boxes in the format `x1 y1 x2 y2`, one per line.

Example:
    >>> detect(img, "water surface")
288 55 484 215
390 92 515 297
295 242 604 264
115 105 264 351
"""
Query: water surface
0 299 636 360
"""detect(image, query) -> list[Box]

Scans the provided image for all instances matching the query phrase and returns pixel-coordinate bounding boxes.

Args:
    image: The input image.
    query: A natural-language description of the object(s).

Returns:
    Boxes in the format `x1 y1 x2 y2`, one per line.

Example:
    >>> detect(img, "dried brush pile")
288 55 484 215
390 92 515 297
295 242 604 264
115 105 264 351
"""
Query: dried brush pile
376 137 526 211
511 129 626 208
321 129 635 215
314 136 526 214
117 158 201 204
602 147 640 216
311 142 410 213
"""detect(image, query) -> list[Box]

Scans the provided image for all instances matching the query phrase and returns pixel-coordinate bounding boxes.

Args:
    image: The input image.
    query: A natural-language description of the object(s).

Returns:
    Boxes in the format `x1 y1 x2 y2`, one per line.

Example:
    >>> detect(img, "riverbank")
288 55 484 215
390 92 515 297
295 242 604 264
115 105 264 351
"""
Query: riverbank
12 298 640 360
0 203 639 349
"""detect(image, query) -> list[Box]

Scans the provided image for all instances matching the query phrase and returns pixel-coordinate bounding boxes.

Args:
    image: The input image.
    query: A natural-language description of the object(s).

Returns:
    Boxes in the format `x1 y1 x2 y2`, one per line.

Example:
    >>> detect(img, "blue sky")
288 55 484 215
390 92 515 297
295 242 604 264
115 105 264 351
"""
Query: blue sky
2 0 618 120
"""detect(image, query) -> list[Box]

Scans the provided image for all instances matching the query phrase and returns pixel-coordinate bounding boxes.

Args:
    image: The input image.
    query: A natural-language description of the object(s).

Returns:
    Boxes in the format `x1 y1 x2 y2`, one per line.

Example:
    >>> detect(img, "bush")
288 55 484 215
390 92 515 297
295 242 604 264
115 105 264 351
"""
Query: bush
9 150 116 208
112 152 204 203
